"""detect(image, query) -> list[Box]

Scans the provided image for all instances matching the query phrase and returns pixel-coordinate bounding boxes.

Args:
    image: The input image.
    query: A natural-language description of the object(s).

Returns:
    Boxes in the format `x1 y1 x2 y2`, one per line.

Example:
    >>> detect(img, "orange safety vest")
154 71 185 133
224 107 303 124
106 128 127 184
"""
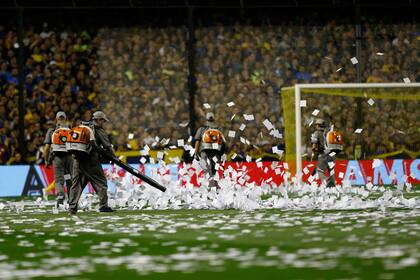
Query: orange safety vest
65 125 94 154
51 127 71 152
201 129 223 151
326 130 344 152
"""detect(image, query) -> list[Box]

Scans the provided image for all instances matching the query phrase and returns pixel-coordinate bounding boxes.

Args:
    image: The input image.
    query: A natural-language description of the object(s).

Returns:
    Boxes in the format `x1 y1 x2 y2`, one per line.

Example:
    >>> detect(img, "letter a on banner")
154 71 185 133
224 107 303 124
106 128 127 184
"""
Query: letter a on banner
344 160 365 185
21 165 45 196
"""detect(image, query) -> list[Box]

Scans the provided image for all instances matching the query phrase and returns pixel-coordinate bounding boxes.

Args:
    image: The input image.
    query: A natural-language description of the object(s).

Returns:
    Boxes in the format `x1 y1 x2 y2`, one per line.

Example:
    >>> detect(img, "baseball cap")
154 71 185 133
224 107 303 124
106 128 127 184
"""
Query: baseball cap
56 111 66 119
206 112 215 121
315 118 325 125
92 111 110 122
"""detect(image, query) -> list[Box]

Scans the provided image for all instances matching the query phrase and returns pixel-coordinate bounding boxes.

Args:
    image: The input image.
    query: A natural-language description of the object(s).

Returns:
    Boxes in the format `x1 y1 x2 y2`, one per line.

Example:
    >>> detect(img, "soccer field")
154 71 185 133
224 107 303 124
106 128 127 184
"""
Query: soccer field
1 194 420 279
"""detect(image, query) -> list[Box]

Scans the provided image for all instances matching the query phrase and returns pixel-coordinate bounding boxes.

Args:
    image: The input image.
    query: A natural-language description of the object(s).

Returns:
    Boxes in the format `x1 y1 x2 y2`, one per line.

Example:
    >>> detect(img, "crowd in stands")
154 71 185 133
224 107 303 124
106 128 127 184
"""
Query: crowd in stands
194 22 419 160
0 20 418 164
96 27 190 152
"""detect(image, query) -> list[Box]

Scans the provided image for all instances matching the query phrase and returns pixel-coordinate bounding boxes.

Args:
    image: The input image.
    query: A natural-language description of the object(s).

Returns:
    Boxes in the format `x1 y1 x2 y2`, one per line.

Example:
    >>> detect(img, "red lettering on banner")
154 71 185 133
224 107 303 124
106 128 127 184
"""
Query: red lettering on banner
38 159 420 189
178 160 419 187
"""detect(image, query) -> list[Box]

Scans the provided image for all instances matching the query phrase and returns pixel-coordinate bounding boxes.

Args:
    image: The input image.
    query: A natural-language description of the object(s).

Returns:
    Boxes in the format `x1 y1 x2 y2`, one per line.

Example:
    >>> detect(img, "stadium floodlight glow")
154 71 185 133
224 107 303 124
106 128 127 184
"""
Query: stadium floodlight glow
282 83 420 187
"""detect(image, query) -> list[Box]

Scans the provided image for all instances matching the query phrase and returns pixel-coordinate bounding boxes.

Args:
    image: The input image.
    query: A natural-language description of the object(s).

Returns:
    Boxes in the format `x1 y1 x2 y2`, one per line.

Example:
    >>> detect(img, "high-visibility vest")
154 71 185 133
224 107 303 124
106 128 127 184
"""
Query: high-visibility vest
51 127 71 152
325 130 344 152
201 129 223 151
65 125 94 154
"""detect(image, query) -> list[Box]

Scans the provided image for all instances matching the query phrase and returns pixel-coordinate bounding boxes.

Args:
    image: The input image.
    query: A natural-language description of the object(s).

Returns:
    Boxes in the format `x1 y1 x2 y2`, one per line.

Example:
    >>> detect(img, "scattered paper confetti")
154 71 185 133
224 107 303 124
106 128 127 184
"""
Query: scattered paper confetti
263 119 274 130
367 98 375 106
403 77 411 84
177 139 184 147
203 103 211 109
372 159 382 169
354 128 363 134
350 57 358 64
308 119 314 127
227 102 235 107
312 109 320 116
243 114 255 121
300 100 307 107
269 129 282 139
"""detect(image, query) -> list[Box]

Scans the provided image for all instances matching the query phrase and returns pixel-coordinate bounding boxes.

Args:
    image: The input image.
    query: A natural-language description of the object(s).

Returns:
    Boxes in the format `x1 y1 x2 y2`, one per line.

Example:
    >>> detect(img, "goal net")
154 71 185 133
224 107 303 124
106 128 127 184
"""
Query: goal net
281 83 420 185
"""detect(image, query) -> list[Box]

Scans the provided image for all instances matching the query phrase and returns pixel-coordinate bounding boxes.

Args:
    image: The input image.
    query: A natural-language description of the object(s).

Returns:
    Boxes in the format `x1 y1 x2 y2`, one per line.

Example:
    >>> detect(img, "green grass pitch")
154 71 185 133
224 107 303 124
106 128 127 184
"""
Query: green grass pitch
1 199 420 279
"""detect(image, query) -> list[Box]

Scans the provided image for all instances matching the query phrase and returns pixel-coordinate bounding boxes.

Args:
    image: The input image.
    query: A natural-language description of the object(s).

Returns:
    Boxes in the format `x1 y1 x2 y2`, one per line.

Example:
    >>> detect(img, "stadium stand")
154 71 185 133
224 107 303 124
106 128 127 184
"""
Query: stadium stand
0 20 418 164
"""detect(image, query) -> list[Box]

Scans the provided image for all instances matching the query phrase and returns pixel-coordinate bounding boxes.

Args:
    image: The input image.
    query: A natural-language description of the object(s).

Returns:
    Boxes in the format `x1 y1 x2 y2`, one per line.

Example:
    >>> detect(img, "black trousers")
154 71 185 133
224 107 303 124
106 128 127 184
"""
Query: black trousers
200 150 222 177
52 153 73 200
68 155 108 211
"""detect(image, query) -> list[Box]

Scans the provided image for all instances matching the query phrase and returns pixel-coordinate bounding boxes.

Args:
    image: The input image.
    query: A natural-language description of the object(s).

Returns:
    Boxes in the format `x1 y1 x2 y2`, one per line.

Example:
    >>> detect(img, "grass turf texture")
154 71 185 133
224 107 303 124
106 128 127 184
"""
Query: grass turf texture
1 201 420 280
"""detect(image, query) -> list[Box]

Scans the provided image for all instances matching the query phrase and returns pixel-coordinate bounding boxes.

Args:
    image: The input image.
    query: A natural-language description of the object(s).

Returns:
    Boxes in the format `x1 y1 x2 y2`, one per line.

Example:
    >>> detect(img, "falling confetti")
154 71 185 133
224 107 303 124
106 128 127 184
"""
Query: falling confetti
243 114 255 121
312 109 320 116
177 139 184 147
403 77 411 84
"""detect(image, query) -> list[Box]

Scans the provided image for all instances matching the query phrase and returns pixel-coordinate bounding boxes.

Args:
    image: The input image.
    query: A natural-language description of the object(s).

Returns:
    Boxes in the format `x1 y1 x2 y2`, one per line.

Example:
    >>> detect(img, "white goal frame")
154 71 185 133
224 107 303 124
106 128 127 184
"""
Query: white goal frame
294 82 420 186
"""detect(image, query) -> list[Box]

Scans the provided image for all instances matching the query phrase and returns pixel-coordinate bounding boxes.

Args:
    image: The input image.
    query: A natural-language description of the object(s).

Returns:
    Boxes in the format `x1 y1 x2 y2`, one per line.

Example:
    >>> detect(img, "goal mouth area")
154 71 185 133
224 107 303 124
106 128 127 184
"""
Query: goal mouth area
281 83 420 185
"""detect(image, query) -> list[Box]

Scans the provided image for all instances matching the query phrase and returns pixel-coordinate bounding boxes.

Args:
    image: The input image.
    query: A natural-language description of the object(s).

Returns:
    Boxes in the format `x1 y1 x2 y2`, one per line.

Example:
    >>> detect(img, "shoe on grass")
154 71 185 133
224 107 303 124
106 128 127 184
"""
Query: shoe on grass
56 199 64 208
99 206 115 213
68 209 77 215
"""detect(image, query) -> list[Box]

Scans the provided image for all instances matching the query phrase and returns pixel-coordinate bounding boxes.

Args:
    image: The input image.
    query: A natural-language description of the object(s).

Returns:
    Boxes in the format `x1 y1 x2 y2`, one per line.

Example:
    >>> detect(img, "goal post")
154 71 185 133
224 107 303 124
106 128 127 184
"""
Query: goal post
281 83 420 186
